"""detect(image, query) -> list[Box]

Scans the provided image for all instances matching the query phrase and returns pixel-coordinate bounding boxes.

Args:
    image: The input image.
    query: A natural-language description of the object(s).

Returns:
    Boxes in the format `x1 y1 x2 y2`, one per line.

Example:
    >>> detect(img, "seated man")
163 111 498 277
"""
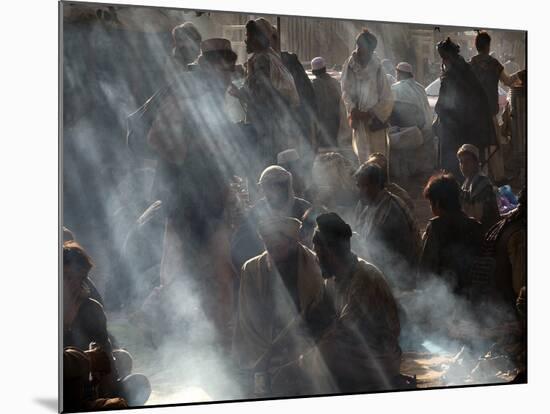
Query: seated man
419 173 483 297
472 188 526 324
63 347 128 412
63 241 151 407
271 213 402 395
353 163 420 291
231 165 311 271
457 144 501 234
62 227 104 306
232 217 325 397
366 152 415 212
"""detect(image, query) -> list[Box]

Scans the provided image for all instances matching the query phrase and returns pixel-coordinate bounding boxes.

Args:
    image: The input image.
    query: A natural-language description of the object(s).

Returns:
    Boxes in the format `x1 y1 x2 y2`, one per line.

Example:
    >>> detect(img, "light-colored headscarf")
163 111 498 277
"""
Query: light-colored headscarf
258 216 302 241
258 165 292 186
258 165 296 216
254 17 276 42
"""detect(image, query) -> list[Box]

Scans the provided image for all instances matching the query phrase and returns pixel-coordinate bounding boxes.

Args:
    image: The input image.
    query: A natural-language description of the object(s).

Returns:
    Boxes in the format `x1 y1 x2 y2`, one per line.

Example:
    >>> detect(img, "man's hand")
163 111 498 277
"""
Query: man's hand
349 108 360 129
85 347 112 375
349 108 372 129
359 110 373 121
227 83 242 99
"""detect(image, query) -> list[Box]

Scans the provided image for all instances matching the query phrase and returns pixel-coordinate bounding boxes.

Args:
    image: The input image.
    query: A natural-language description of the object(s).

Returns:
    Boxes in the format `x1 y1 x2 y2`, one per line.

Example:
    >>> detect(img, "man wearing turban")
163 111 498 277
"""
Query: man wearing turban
341 30 394 164
231 165 311 272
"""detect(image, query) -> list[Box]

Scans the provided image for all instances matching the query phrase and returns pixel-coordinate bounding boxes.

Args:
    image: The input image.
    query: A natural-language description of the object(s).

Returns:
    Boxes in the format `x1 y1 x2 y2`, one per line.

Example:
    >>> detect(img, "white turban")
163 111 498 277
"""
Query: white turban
258 165 296 216
311 56 326 71
396 61 413 74
258 165 291 186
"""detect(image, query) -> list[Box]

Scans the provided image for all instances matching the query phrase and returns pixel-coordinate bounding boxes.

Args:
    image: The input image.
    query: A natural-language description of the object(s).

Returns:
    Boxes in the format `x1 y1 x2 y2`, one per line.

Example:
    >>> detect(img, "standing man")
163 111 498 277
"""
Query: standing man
310 56 344 149
271 213 402 395
470 31 521 184
457 144 500 234
229 18 299 165
164 22 202 81
434 38 496 181
129 38 244 348
272 28 318 158
341 29 394 164
127 23 203 159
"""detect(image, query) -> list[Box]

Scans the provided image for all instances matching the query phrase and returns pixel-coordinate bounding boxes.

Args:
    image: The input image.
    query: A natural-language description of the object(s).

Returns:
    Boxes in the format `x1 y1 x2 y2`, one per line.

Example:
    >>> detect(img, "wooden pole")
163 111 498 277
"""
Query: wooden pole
277 16 281 51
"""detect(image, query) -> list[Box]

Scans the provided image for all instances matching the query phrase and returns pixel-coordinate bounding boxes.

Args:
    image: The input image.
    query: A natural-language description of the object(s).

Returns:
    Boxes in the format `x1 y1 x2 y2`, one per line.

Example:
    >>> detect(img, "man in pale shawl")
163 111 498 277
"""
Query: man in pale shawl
229 18 300 164
270 213 402 396
231 165 311 272
232 216 325 397
341 30 394 163
391 62 433 134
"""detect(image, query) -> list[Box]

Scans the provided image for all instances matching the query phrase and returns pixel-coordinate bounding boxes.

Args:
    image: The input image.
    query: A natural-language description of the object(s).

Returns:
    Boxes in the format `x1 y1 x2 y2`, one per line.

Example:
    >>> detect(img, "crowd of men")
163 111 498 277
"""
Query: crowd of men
63 19 526 408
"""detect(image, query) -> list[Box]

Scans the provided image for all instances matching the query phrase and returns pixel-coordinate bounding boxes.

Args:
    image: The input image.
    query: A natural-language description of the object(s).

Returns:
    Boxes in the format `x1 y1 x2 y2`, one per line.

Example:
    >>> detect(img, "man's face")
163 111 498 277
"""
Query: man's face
356 43 373 66
439 53 451 69
356 176 380 206
367 157 387 175
262 233 295 263
175 38 199 64
245 30 260 54
458 152 479 179
262 181 289 210
429 200 442 217
313 239 334 279
63 265 86 299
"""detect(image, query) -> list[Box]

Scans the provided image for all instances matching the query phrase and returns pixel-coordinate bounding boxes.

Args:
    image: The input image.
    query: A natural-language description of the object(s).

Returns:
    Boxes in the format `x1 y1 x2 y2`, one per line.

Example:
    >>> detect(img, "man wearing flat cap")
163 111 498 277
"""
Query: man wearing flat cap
271 212 402 396
232 216 325 395
341 29 394 164
457 144 500 234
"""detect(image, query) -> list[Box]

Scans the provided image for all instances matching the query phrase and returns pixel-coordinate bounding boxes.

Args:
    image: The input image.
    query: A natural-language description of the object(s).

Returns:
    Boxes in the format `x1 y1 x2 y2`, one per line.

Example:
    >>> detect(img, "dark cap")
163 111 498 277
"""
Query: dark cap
315 212 352 241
